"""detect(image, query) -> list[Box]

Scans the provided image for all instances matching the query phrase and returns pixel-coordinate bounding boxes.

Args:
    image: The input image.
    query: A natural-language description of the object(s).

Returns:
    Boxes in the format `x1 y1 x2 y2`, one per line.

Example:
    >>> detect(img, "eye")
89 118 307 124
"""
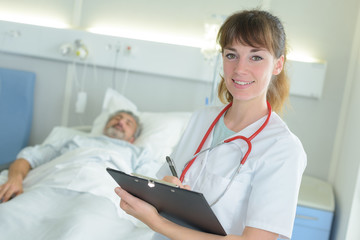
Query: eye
225 53 236 60
251 55 263 61
126 120 134 126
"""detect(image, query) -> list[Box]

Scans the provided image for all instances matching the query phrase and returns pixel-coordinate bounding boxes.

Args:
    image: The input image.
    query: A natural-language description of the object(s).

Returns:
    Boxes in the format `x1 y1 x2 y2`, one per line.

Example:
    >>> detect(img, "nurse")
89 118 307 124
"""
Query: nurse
115 9 307 240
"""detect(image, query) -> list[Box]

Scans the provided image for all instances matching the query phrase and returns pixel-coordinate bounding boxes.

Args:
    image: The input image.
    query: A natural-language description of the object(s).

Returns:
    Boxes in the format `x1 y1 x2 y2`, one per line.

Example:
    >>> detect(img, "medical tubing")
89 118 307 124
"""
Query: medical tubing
179 102 233 182
188 141 224 161
210 103 272 205
210 164 243 207
179 101 272 183
224 136 252 165
249 101 271 142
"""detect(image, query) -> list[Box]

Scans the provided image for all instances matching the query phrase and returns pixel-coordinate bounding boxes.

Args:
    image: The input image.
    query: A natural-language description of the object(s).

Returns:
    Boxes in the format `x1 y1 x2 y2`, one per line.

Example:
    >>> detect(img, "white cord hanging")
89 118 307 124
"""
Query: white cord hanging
111 46 121 90
121 67 130 95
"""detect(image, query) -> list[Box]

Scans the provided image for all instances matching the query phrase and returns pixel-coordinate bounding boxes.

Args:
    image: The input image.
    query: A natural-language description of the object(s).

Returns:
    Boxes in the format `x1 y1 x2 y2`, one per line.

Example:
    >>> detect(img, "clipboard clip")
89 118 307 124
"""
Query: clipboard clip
148 180 155 188
131 172 179 188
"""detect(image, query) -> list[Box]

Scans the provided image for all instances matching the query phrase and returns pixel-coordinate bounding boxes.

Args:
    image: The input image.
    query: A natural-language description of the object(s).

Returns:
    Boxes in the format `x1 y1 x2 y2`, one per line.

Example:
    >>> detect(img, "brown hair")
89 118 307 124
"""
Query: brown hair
217 10 289 113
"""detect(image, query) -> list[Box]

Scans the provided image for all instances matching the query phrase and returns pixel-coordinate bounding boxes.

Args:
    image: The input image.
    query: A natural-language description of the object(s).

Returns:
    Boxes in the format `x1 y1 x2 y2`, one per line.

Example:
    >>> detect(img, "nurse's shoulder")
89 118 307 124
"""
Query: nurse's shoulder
268 113 303 143
266 112 307 167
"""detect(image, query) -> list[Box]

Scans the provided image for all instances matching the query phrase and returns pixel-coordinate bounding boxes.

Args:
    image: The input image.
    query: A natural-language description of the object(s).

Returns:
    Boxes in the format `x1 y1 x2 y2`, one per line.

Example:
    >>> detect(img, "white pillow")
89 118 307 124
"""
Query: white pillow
135 111 191 162
102 88 138 114
91 88 191 162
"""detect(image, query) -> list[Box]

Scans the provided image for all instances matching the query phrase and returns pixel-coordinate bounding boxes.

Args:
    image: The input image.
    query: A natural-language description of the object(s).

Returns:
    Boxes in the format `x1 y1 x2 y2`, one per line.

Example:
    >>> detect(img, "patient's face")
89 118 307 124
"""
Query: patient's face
103 113 137 143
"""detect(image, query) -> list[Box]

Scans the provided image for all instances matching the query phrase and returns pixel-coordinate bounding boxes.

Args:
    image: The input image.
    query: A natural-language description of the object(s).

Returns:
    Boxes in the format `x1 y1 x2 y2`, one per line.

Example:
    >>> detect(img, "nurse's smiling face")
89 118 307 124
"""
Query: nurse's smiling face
222 41 284 104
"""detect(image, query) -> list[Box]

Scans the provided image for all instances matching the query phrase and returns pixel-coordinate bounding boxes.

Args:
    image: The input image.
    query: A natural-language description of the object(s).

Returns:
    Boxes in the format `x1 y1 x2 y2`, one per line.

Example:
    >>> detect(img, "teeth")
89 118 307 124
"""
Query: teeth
234 80 253 85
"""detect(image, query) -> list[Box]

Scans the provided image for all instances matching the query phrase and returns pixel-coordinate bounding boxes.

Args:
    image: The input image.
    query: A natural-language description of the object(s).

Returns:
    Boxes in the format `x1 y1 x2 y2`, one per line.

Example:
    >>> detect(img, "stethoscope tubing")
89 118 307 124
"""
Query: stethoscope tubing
179 103 233 182
179 101 272 206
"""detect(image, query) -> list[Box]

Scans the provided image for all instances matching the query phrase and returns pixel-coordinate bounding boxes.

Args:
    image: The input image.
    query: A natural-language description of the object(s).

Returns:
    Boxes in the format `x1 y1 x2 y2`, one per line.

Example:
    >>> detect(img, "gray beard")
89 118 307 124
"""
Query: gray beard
104 127 125 140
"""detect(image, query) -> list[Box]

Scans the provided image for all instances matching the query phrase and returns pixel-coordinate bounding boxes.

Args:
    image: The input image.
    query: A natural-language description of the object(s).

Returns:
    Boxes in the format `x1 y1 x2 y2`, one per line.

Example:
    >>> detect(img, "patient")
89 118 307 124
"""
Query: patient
0 109 160 240
0 110 142 203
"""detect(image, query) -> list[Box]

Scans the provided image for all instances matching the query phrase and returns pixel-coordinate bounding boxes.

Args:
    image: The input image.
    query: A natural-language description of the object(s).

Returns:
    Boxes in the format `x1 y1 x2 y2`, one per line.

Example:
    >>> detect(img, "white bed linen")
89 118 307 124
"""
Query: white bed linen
0 132 160 240
0 187 154 240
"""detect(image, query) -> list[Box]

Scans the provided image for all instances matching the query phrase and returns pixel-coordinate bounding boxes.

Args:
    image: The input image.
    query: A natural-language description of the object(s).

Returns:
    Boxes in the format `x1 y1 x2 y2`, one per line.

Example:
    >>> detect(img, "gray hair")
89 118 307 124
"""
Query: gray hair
106 110 142 139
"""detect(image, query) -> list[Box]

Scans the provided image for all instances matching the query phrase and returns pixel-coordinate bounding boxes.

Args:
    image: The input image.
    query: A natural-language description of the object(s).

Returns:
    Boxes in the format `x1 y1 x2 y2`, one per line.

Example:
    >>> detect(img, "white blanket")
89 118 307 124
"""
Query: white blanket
0 138 161 240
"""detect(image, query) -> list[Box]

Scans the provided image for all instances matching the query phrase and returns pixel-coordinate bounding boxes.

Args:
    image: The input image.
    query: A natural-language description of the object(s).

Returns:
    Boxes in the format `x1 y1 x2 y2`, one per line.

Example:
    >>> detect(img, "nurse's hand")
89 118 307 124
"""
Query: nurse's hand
115 186 160 225
162 176 191 190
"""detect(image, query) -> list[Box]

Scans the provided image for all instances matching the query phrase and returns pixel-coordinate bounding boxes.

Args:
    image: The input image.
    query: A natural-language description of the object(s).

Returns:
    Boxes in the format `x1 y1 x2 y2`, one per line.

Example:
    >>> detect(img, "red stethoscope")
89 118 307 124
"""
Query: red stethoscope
179 101 272 206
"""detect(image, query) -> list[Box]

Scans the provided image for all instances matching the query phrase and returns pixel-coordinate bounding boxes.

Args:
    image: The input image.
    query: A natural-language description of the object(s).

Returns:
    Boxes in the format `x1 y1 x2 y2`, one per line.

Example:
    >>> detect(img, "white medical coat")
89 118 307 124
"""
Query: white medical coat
155 105 307 239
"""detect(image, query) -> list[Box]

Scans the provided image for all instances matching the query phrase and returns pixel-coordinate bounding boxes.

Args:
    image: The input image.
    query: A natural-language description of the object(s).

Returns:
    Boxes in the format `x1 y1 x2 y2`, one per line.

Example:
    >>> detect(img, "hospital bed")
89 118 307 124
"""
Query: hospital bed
0 88 192 240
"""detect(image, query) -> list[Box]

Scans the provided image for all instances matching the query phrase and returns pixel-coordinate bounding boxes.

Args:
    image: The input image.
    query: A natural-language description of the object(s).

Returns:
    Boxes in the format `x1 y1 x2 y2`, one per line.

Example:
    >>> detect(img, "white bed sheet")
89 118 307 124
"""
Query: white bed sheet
0 187 154 240
0 129 161 240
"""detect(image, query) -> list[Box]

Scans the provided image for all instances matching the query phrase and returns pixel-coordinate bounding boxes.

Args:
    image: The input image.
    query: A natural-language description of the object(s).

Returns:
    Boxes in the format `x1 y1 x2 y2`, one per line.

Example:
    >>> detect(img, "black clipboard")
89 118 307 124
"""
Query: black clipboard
106 167 226 236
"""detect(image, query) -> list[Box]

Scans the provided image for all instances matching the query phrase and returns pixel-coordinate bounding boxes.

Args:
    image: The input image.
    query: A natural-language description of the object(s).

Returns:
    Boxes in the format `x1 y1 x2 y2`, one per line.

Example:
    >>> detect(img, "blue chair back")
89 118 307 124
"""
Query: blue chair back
0 67 35 165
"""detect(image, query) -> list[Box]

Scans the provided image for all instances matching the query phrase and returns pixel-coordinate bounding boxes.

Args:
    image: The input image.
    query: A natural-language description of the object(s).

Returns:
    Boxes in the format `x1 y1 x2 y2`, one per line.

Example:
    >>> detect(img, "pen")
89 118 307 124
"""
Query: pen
166 156 178 178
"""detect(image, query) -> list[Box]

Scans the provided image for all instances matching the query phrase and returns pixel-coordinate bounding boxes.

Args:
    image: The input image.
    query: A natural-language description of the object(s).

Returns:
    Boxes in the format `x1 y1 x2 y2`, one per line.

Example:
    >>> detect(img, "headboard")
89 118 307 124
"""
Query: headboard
0 67 36 166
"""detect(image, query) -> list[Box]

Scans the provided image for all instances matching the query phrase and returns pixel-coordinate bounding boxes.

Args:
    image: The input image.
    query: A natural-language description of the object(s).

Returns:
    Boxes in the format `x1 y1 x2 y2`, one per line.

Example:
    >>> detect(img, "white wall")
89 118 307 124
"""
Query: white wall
269 0 360 180
329 5 360 238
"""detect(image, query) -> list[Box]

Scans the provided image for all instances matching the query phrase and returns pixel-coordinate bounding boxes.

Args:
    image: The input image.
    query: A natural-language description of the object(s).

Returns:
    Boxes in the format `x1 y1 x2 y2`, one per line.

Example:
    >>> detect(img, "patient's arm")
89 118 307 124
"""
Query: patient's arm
0 158 31 202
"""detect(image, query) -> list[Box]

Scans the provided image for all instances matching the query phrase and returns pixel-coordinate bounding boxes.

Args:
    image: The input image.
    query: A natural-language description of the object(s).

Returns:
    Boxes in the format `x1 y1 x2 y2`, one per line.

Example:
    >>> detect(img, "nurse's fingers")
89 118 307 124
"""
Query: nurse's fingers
162 176 192 190
162 176 183 187
115 186 159 223
115 187 133 211
115 186 147 211
115 186 129 202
